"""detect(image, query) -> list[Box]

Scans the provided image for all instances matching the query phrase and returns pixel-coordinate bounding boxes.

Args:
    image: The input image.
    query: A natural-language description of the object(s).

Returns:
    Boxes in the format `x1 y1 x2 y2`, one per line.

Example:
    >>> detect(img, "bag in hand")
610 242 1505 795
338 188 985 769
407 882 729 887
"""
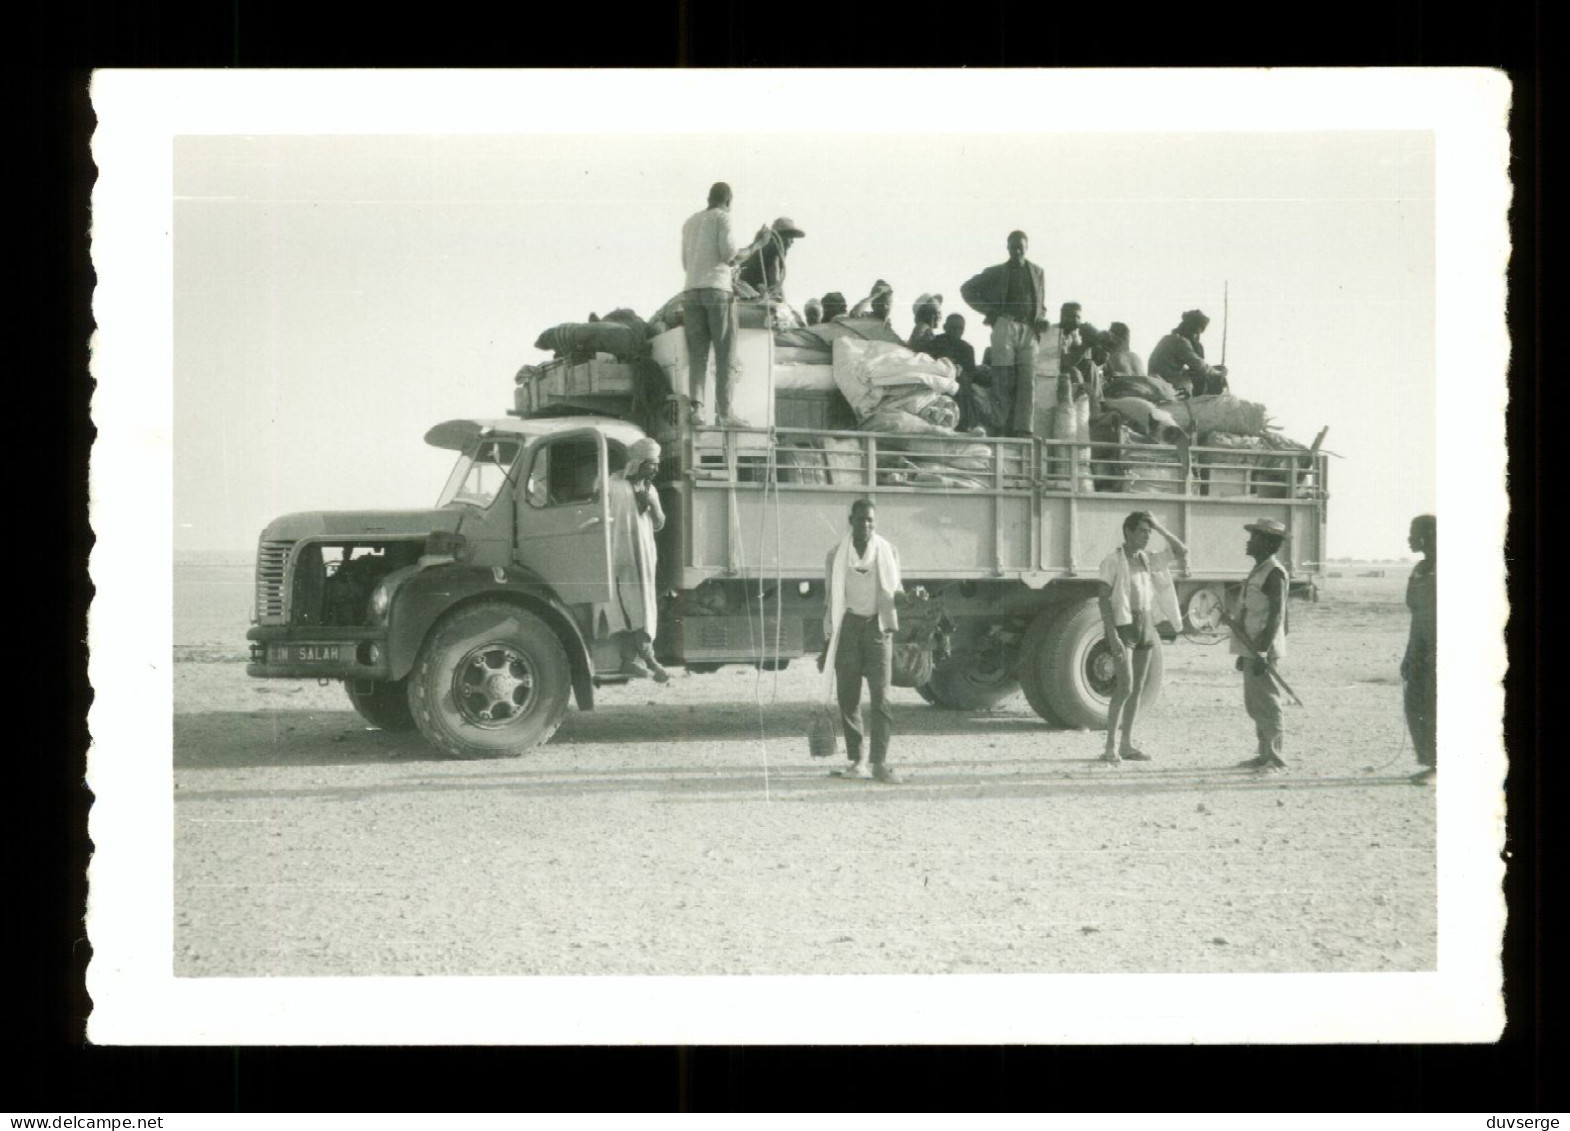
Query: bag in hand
807 701 840 759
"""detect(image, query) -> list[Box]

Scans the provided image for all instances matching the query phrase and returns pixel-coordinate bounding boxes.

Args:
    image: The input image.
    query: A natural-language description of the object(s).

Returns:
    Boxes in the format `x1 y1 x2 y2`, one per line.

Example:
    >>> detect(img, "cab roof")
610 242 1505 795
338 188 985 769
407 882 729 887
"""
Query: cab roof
423 416 649 452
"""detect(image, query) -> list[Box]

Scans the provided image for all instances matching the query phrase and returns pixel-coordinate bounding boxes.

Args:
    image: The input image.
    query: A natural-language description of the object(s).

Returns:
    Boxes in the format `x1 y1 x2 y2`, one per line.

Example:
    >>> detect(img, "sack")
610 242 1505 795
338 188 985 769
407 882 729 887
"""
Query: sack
807 701 840 759
891 642 936 688
534 321 648 363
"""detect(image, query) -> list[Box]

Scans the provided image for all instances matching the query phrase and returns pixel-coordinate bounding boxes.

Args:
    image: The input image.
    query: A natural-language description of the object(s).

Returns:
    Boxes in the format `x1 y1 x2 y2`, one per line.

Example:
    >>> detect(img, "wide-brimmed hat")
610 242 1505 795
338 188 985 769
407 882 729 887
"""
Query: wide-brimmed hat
1243 517 1288 537
772 217 806 238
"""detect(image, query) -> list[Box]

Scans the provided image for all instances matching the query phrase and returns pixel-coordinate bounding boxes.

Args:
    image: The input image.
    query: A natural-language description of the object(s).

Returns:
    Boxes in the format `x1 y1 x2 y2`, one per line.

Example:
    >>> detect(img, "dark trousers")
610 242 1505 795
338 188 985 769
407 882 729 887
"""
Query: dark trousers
1243 664 1284 760
835 612 893 764
1405 663 1436 768
683 287 736 417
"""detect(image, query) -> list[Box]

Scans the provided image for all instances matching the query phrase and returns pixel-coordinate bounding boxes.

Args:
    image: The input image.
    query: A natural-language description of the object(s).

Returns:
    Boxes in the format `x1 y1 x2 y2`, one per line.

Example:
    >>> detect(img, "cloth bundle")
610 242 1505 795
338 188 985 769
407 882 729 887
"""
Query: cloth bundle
1103 374 1181 404
1168 394 1270 437
831 337 959 424
534 320 648 362
889 589 953 689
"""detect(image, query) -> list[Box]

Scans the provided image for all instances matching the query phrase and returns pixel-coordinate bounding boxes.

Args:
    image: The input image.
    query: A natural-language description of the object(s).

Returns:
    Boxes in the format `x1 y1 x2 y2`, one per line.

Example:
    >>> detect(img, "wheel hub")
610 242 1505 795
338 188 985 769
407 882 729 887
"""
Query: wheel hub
453 644 538 728
1085 642 1118 698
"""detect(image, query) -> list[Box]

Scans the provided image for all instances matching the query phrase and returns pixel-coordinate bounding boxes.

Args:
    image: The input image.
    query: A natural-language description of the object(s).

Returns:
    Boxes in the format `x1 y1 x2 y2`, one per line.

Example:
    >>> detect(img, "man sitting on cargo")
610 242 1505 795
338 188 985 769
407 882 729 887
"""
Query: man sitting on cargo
960 230 1049 438
1148 309 1229 397
926 313 997 433
846 279 895 323
1102 322 1146 378
736 216 806 303
609 438 670 683
907 293 943 353
803 297 823 326
680 181 770 428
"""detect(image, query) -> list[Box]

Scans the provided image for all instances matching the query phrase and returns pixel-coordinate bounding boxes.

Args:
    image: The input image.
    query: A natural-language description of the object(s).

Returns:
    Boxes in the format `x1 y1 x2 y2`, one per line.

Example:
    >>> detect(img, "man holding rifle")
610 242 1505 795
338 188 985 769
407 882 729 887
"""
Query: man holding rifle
1230 518 1292 773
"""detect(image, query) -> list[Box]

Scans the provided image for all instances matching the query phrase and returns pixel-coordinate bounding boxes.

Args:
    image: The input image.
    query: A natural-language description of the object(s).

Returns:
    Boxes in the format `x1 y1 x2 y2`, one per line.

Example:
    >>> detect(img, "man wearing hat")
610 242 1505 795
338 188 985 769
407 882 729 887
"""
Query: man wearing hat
608 437 670 682
1148 309 1229 397
1232 517 1291 772
737 216 806 303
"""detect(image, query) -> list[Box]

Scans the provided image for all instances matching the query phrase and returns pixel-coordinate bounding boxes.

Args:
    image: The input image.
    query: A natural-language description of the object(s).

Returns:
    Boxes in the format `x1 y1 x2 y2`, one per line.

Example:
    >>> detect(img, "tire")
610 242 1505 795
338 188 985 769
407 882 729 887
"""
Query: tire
685 662 722 674
345 677 416 731
1016 612 1066 725
407 601 572 759
1183 585 1227 633
918 642 1022 711
1038 598 1164 730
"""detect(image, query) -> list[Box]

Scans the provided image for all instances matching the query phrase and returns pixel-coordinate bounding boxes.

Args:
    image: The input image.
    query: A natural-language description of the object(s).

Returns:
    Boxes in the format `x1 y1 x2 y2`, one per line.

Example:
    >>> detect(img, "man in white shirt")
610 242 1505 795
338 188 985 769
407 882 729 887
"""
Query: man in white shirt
680 182 768 426
818 499 906 783
1097 511 1187 763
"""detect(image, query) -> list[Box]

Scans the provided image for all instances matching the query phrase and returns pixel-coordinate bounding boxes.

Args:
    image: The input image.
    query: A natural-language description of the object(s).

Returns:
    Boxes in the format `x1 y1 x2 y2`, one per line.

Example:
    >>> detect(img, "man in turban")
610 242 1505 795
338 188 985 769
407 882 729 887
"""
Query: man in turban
1148 309 1229 397
609 437 669 682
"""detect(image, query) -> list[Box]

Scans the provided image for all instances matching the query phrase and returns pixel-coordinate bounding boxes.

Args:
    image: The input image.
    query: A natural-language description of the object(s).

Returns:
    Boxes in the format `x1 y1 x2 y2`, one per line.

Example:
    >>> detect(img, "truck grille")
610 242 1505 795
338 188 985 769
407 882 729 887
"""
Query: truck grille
255 540 294 622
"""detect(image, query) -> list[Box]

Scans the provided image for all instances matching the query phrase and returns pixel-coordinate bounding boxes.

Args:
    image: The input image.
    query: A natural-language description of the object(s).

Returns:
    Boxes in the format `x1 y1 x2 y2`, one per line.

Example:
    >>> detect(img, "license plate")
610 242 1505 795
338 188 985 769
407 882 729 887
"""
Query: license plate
270 643 342 663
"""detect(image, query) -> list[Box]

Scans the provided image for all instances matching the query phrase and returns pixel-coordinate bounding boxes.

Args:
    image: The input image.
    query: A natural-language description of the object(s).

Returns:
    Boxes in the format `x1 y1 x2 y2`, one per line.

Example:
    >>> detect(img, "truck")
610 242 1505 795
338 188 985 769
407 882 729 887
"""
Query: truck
246 320 1328 759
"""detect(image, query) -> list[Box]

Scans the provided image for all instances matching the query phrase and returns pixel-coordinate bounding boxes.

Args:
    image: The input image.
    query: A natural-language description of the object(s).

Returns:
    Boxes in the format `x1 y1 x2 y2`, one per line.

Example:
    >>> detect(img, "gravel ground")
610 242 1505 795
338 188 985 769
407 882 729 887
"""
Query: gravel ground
173 573 1435 977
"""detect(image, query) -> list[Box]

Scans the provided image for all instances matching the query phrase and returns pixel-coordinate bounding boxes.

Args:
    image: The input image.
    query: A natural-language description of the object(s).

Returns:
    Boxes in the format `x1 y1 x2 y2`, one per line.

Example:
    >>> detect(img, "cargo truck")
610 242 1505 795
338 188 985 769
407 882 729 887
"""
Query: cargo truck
246 321 1328 758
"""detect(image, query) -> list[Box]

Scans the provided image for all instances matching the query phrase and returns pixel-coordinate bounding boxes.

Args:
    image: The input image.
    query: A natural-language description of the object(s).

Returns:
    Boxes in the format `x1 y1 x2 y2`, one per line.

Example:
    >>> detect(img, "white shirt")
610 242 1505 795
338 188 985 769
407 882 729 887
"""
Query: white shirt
843 541 880 617
1099 546 1182 627
681 207 739 292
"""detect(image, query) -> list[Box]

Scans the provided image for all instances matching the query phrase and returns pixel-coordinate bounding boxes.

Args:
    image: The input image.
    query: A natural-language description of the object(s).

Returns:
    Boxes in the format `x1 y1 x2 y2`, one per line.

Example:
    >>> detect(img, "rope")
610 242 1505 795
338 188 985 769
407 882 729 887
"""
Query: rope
727 440 769 802
1361 697 1413 773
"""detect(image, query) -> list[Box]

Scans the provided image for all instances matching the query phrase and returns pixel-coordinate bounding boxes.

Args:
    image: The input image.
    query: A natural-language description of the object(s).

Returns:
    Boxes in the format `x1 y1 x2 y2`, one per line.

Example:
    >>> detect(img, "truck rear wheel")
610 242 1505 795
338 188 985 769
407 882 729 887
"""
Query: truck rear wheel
345 677 416 731
407 601 571 759
1037 598 1164 730
1016 613 1066 725
918 647 1021 711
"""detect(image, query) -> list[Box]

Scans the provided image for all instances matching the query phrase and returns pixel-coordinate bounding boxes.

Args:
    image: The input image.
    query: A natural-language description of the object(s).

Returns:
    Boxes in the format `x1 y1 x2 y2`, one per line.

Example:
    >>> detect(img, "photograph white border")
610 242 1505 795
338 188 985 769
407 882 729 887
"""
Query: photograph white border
87 68 1511 1045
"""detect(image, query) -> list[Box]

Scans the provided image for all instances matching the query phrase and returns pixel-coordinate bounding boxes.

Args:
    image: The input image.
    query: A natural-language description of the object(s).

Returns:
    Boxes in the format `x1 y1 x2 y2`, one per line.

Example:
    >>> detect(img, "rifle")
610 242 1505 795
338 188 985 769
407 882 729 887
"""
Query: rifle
1220 610 1304 707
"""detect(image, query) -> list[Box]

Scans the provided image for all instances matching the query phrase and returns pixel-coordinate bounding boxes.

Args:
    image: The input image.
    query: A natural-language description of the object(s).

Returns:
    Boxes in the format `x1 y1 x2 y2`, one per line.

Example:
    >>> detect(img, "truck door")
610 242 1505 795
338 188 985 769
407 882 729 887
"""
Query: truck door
514 429 614 606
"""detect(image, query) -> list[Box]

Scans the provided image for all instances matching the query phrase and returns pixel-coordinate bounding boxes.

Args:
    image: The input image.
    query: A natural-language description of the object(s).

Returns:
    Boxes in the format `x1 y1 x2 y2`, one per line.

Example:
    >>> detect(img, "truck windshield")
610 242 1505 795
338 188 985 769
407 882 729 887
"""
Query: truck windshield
437 439 522 509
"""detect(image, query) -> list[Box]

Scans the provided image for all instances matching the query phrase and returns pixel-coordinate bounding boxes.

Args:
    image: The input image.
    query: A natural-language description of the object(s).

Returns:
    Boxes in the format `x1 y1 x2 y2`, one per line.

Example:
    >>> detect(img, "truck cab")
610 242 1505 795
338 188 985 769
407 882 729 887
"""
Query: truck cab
247 416 651 758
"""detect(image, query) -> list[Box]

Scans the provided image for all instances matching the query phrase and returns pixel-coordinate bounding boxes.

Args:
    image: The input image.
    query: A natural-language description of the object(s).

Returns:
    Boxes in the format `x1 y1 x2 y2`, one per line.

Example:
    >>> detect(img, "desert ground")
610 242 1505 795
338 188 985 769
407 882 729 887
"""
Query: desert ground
172 558 1434 977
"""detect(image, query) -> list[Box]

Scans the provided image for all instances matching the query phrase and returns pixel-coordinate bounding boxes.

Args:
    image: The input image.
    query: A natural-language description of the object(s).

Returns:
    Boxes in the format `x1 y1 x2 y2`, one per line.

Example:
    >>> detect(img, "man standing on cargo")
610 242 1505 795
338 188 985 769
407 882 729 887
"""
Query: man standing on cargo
680 182 768 427
818 499 905 784
1231 518 1291 773
960 230 1048 438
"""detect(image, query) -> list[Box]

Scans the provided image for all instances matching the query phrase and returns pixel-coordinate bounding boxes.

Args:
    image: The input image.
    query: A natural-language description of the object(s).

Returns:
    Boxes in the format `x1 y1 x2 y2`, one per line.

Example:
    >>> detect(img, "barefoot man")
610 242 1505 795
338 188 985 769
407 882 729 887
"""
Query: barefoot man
1098 511 1186 763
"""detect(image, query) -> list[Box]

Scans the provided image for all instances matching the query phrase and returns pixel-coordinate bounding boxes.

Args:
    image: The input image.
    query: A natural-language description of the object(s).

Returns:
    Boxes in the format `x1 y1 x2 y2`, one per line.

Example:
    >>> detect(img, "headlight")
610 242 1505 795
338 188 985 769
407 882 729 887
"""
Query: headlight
369 583 392 624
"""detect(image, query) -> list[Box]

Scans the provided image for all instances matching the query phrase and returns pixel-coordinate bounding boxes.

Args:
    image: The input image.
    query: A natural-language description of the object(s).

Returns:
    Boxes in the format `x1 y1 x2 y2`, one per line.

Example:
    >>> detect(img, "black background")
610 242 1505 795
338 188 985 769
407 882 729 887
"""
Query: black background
25 0 1547 1112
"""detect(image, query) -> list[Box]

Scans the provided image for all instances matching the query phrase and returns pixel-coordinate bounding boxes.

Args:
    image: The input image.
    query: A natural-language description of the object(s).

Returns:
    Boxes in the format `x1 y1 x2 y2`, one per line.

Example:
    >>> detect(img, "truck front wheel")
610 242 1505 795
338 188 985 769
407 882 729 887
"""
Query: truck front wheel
1034 599 1164 730
345 677 416 731
407 601 572 759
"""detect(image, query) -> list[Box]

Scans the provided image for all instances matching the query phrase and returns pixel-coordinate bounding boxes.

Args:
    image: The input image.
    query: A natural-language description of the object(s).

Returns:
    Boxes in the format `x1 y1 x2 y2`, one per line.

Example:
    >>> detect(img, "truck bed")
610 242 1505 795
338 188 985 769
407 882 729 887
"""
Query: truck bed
662 423 1328 589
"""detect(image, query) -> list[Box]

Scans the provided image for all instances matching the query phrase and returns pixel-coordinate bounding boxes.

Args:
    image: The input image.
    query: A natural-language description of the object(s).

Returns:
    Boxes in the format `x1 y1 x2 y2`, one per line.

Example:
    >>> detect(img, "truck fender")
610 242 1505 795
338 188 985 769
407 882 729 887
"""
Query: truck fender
383 563 595 711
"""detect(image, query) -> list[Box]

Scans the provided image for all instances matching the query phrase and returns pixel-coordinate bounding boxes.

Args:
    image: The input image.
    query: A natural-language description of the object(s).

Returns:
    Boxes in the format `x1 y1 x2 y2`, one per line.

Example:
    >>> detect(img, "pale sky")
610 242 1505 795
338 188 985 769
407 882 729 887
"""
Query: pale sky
173 129 1434 558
